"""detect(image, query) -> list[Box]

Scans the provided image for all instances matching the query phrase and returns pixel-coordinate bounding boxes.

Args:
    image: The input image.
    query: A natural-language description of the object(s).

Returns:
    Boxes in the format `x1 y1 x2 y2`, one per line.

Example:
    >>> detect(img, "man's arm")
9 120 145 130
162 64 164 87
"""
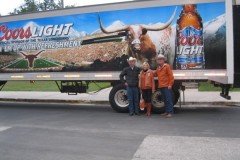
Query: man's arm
119 68 127 84
137 67 141 74
153 69 158 77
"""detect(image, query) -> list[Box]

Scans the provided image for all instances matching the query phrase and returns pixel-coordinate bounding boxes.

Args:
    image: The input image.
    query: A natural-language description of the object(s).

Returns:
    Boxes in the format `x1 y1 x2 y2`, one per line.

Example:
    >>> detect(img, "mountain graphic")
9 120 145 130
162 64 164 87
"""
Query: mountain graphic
203 14 226 69
203 14 226 45
204 14 225 37
24 21 40 30
68 29 87 40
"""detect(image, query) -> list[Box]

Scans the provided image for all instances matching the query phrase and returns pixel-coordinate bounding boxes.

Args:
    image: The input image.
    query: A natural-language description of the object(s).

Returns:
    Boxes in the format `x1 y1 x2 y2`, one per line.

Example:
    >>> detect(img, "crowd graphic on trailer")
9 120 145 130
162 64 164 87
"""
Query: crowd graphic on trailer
0 2 226 72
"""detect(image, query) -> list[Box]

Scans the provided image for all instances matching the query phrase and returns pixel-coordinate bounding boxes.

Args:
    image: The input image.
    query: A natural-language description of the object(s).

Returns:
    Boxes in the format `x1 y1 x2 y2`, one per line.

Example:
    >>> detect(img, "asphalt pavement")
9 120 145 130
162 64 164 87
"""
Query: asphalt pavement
0 102 240 160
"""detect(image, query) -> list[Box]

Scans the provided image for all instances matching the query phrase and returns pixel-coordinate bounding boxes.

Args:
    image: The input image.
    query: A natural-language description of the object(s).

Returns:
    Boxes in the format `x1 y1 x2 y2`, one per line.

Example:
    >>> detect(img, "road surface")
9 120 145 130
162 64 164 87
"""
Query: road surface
0 102 239 160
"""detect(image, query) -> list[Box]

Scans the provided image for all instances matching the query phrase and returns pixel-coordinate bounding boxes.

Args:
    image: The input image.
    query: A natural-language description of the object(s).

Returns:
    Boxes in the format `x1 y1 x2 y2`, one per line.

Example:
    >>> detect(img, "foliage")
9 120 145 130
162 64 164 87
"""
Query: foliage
10 0 74 15
2 81 111 92
10 0 38 14
198 82 240 92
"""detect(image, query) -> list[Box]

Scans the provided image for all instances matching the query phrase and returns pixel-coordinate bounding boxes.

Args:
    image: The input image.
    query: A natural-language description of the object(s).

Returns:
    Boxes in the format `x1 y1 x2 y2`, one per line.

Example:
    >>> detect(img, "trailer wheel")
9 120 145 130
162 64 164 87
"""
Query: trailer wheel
151 89 180 113
109 84 129 113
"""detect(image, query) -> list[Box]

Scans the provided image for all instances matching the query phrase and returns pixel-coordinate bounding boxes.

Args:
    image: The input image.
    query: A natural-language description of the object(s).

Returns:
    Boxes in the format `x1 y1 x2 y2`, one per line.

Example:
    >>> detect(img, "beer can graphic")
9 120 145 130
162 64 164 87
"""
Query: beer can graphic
176 4 205 70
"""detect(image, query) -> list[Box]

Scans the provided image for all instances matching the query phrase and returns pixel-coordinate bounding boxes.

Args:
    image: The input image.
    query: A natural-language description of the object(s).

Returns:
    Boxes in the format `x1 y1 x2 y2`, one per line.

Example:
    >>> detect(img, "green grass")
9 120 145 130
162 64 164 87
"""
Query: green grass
6 59 60 69
34 59 58 68
7 59 29 69
198 82 240 92
2 81 111 92
2 81 59 92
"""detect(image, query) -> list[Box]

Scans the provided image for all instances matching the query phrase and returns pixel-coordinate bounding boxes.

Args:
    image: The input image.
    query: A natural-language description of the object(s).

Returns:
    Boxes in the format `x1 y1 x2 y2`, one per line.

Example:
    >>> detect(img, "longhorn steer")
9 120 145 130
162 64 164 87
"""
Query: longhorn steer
98 8 176 68
19 50 45 68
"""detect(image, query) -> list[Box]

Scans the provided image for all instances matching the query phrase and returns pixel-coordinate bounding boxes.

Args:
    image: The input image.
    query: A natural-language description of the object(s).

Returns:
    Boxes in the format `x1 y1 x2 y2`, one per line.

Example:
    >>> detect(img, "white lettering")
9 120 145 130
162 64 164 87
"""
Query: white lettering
63 23 73 35
52 24 64 36
32 27 38 38
44 25 53 36
179 46 203 55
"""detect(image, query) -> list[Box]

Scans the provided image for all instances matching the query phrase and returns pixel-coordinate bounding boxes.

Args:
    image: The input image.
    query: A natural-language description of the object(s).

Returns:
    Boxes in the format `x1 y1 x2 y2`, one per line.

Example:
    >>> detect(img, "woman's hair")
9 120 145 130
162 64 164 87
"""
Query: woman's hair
142 62 150 69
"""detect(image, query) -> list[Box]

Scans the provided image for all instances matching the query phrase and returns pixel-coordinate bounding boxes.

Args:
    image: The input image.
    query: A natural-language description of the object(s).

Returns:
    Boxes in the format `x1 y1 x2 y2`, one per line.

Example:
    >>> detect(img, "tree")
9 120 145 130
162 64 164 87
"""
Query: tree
10 0 38 14
10 0 74 15
65 5 75 8
39 0 61 11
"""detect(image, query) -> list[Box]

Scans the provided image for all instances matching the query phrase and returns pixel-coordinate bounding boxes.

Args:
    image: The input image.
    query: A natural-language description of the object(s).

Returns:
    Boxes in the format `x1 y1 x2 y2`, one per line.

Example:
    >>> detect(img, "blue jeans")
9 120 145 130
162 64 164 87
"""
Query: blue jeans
127 86 139 114
160 87 174 113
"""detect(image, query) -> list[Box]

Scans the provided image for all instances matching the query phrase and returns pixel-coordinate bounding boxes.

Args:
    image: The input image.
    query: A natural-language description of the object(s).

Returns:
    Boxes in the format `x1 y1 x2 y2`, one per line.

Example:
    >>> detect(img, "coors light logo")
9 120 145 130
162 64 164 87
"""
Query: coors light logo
0 23 73 41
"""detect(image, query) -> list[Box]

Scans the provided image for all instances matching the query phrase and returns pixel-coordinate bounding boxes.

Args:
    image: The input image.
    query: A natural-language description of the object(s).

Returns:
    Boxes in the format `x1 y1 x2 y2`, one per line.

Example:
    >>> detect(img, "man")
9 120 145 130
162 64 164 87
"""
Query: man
154 54 174 118
120 57 141 116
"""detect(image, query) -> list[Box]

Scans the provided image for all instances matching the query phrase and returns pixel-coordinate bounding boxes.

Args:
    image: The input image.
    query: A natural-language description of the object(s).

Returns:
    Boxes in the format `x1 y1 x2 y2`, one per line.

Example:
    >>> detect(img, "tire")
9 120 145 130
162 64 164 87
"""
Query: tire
109 84 129 113
151 88 180 113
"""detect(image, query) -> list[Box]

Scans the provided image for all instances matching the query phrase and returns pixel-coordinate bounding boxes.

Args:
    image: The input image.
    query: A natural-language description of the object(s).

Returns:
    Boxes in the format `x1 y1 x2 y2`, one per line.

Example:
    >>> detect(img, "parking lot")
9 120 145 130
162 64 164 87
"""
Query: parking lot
0 102 240 160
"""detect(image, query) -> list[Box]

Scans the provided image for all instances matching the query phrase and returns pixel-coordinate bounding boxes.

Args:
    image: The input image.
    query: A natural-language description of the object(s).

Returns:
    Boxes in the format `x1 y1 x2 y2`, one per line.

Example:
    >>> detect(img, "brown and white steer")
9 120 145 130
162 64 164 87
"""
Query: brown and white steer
98 8 176 68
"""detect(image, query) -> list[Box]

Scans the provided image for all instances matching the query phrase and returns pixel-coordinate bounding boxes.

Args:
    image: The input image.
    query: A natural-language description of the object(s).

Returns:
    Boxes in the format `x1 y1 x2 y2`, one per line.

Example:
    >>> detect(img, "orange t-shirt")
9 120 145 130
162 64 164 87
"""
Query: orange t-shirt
154 64 174 88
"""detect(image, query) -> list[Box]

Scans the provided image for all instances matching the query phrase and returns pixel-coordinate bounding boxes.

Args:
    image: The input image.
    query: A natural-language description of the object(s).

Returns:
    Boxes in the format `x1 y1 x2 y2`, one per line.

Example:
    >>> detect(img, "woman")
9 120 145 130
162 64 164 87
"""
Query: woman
139 62 155 116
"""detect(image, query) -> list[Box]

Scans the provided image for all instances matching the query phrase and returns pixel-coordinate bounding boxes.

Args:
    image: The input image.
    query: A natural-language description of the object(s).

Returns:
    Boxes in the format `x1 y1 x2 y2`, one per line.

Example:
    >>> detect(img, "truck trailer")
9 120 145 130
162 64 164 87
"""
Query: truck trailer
0 0 239 112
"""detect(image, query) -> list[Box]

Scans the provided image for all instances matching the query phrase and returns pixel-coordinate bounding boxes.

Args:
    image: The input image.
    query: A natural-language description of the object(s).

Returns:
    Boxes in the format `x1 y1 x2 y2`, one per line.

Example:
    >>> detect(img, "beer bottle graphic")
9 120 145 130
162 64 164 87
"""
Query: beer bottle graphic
176 4 205 70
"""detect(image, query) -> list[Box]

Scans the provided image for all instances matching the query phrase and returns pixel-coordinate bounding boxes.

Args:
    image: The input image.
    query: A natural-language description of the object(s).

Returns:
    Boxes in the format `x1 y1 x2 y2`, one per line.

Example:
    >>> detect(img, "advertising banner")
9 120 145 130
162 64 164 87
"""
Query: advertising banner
0 2 226 72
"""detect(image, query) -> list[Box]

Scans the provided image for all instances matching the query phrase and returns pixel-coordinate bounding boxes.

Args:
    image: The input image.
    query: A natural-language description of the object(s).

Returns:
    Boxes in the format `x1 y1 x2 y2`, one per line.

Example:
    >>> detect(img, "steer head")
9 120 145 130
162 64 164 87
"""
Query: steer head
98 8 176 54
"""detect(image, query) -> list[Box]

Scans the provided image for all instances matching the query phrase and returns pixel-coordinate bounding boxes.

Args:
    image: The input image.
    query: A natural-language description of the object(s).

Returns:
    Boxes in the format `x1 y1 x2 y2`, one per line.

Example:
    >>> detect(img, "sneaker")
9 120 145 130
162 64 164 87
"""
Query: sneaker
129 113 134 116
160 112 168 116
165 113 172 118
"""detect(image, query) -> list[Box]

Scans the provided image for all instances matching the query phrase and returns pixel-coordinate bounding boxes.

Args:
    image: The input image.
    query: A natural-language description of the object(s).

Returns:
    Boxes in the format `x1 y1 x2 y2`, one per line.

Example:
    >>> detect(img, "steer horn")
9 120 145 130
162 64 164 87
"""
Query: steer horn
98 15 128 34
141 7 177 31
19 51 27 57
35 50 45 56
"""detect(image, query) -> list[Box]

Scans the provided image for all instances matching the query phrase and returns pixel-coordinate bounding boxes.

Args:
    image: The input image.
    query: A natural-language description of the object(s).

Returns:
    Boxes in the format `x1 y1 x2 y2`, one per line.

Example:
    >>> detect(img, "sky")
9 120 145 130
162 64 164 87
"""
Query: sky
0 0 133 15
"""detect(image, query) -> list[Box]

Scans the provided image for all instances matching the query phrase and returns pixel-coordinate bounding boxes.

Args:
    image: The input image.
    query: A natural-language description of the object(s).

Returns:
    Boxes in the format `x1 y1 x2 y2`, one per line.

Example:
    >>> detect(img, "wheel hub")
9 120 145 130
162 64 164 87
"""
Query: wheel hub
114 89 129 108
